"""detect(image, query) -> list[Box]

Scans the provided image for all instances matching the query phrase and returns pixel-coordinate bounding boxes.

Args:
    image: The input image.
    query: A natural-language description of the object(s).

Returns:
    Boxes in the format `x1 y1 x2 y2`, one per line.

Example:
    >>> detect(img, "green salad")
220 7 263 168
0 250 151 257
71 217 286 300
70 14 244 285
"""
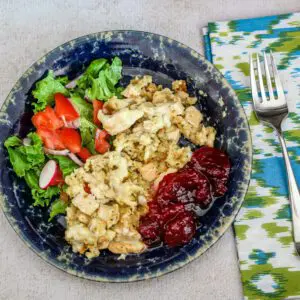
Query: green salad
5 57 123 220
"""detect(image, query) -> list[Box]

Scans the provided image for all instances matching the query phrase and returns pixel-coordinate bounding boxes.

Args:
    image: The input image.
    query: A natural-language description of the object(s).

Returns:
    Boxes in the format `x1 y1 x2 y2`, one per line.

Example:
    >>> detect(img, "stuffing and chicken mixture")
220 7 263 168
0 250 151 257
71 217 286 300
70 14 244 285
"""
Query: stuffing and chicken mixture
65 76 216 258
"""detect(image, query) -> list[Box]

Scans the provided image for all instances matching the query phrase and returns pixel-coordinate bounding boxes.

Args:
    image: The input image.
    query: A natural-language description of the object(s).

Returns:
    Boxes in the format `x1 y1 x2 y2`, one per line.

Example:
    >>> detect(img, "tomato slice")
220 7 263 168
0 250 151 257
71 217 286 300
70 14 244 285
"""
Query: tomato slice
77 147 92 162
98 128 109 140
59 128 82 153
37 127 65 150
95 139 110 154
32 106 64 130
95 129 110 154
93 100 104 127
83 182 91 194
55 93 79 122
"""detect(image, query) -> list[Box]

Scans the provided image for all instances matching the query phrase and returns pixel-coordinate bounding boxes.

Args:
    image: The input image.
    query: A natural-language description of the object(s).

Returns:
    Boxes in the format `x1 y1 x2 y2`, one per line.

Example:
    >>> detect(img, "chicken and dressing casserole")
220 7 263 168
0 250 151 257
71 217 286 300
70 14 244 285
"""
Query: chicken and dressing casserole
64 76 216 258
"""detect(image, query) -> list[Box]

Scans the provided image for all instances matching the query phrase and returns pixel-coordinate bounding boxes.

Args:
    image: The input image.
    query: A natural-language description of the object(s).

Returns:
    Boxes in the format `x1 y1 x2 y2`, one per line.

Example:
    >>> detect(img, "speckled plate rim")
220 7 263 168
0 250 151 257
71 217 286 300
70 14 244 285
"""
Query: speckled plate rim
0 30 252 283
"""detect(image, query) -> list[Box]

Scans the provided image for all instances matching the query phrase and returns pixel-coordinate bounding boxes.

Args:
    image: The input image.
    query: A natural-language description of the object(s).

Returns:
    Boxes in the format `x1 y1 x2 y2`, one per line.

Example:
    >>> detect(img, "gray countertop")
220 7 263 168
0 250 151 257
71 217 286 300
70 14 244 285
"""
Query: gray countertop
1 1 299 299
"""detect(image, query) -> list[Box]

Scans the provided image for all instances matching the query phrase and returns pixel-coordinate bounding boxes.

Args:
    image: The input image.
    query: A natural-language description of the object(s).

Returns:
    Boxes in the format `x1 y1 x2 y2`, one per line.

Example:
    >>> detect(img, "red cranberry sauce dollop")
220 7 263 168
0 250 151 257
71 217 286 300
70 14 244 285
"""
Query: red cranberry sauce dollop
138 146 230 248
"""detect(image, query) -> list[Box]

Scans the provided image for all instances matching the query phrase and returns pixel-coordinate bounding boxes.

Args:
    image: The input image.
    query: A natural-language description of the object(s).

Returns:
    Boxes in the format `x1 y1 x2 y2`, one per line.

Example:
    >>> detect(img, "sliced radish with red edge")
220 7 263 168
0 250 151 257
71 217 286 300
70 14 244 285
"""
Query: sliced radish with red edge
39 160 64 189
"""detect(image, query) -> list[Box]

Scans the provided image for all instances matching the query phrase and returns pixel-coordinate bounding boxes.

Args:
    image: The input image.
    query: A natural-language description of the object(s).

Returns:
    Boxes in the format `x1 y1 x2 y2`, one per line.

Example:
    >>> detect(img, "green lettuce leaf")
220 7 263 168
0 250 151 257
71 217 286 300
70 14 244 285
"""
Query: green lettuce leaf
85 76 105 100
5 133 45 177
56 75 69 85
32 185 60 207
32 70 69 113
70 94 93 120
4 136 22 148
73 57 122 101
24 169 40 189
74 59 107 96
104 56 122 87
85 57 122 101
6 148 30 177
79 118 97 154
115 86 125 99
49 199 68 221
18 132 45 167
24 170 60 207
5 133 59 207
86 58 107 78
75 74 91 95
48 155 78 177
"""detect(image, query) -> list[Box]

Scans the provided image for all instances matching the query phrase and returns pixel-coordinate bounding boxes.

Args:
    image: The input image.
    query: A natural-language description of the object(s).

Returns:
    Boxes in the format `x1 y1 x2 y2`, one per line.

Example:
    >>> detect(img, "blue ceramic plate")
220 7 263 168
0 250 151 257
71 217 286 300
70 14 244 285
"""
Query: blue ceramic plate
0 31 252 282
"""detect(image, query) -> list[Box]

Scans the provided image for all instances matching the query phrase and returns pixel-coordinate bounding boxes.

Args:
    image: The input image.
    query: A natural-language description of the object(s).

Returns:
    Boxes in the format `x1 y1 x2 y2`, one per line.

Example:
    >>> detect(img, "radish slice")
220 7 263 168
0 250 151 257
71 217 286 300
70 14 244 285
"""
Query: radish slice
44 148 69 156
68 153 84 166
39 160 64 189
23 138 32 146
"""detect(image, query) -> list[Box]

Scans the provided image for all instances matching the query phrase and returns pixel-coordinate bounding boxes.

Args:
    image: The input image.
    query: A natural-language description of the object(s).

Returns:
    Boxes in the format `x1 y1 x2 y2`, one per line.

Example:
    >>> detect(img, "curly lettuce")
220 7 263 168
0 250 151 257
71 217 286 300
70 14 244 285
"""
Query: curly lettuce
5 132 45 177
69 94 93 120
32 71 69 113
75 57 123 101
5 133 59 207
79 117 97 154
49 198 68 221
24 170 60 207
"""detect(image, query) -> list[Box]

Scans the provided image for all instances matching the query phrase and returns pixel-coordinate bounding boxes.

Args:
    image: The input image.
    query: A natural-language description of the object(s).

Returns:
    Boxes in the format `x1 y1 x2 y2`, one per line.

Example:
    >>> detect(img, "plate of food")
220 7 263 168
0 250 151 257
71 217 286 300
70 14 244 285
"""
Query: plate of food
0 30 252 282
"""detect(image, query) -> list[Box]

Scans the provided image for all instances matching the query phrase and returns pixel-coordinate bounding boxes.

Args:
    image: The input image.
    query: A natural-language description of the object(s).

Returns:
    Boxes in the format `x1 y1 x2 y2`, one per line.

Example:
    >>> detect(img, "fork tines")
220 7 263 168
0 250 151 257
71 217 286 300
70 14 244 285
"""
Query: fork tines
250 51 286 109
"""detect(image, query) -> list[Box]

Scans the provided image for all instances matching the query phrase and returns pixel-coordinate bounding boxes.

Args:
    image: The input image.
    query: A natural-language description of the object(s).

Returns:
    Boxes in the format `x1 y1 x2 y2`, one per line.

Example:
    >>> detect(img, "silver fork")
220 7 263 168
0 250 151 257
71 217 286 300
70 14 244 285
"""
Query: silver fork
250 52 300 255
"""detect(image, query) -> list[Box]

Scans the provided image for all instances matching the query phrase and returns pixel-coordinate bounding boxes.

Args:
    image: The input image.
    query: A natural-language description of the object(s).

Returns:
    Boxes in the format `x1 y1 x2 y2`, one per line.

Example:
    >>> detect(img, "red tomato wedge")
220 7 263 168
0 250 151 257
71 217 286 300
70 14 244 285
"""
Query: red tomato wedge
59 128 82 153
95 139 110 154
97 128 109 140
37 128 65 150
77 147 92 162
93 100 104 127
95 129 110 154
32 106 64 130
83 182 91 194
55 93 79 122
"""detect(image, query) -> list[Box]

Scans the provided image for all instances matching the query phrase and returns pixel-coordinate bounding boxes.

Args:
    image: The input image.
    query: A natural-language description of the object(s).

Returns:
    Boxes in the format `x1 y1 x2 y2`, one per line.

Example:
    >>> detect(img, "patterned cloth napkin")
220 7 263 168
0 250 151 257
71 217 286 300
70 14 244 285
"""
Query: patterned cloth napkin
203 13 300 300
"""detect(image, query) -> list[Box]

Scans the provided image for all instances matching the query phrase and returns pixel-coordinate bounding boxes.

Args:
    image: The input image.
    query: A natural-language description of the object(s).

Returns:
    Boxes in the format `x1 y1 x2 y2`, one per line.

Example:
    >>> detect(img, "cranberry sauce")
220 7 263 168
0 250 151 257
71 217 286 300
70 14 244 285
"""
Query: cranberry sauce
138 146 230 248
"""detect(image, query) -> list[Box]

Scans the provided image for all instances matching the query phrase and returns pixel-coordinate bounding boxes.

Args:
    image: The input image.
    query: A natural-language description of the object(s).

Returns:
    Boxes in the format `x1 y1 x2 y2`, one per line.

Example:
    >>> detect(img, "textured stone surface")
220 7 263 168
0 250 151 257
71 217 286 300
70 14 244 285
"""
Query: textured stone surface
0 0 299 299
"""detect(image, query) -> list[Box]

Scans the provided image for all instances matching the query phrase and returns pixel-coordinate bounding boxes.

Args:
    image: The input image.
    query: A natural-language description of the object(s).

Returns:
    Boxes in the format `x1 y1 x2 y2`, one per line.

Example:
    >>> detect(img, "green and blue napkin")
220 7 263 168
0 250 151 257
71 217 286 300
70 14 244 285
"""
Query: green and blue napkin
203 12 300 300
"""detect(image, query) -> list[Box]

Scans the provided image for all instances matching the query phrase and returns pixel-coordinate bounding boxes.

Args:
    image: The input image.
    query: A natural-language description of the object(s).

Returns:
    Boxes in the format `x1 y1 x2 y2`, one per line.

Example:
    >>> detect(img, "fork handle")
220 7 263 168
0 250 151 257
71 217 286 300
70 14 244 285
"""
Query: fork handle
276 129 300 244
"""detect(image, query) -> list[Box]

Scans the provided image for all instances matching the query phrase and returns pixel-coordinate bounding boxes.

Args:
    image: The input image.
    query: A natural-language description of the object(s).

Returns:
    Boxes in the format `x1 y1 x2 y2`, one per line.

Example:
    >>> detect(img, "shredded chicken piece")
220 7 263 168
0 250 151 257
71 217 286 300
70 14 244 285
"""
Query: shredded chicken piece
98 108 144 135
